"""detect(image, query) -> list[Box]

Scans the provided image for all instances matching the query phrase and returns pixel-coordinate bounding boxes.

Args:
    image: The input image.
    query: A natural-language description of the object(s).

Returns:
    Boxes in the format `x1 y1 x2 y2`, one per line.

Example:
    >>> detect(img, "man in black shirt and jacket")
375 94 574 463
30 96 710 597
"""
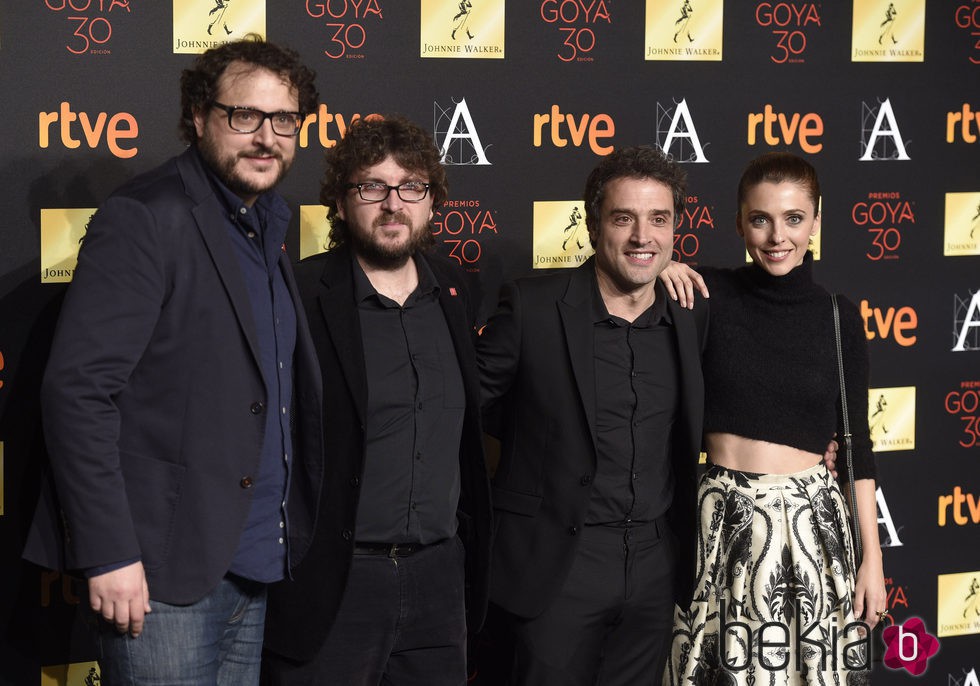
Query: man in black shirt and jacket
262 116 492 685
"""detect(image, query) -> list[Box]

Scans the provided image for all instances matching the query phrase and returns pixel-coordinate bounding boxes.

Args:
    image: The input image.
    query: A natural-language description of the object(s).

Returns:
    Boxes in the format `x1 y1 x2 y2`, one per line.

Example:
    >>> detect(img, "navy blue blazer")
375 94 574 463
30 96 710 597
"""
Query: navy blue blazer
23 147 324 605
264 245 492 662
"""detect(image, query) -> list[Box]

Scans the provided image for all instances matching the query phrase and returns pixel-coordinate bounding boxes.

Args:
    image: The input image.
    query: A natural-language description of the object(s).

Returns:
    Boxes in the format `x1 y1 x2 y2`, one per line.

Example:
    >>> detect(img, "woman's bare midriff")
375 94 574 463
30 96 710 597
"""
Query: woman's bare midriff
705 432 822 474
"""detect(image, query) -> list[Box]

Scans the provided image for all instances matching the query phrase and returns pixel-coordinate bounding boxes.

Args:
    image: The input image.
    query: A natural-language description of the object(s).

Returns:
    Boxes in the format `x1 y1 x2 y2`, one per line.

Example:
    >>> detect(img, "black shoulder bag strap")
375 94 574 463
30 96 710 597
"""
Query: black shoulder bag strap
832 293 863 567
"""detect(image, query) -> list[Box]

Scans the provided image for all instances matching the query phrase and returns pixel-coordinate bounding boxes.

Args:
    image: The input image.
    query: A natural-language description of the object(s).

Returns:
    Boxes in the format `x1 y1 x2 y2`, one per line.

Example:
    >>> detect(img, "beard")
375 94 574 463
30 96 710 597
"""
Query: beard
348 212 434 269
198 135 291 200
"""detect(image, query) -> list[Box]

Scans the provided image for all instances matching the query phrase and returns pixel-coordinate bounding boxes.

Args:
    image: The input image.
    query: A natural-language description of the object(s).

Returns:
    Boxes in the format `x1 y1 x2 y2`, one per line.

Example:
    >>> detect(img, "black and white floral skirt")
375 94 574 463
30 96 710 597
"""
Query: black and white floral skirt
663 463 871 685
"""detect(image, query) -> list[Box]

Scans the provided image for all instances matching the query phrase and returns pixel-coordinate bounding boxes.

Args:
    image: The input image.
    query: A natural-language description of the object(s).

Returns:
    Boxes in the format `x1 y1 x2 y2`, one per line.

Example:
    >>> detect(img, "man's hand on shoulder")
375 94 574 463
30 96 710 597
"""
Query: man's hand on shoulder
89 561 151 637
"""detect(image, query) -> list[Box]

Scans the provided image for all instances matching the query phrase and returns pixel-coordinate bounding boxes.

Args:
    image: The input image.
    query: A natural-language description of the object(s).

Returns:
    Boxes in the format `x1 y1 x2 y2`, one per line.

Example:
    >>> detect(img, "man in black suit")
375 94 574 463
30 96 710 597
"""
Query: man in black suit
24 39 323 685
262 116 492 685
477 146 707 685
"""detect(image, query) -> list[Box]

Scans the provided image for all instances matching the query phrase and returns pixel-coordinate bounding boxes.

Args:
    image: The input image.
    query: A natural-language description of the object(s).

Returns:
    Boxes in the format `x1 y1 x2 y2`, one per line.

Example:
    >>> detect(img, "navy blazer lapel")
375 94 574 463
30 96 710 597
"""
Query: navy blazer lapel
178 149 264 373
315 248 368 425
558 261 599 449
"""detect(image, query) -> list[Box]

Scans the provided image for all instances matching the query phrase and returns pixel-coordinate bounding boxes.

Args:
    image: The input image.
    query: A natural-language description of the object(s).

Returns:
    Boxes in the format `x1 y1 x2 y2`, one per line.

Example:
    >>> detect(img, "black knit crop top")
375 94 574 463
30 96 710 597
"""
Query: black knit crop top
699 252 876 481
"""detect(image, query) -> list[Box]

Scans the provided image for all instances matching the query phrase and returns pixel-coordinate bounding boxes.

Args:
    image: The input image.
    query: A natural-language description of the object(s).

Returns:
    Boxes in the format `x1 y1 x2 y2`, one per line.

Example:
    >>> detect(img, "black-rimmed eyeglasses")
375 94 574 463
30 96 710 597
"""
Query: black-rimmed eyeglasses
345 182 431 203
211 102 303 137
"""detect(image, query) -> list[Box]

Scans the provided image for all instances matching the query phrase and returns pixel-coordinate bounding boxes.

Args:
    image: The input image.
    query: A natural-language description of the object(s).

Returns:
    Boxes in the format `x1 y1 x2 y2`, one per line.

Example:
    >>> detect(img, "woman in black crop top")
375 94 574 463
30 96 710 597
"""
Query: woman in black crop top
661 153 885 685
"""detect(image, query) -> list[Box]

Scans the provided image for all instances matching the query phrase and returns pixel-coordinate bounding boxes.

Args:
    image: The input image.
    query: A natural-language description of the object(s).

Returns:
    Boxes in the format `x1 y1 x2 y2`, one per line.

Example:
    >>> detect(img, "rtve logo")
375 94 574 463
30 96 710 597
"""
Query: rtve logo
297 105 381 148
747 104 824 153
947 103 980 143
533 105 615 155
861 299 918 346
38 102 138 159
939 486 980 526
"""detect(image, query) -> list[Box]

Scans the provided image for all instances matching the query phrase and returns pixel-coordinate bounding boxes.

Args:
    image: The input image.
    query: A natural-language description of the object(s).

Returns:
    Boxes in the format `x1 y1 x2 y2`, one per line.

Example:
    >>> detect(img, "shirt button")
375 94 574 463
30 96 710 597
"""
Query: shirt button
283 453 289 462
342 529 352 541
411 502 417 511
349 477 360 487
568 527 578 536
580 475 592 486
247 231 256 239
239 207 247 215
278 537 284 544
416 452 422 461
279 521 285 528
281 406 287 415
240 476 254 489
250 402 264 415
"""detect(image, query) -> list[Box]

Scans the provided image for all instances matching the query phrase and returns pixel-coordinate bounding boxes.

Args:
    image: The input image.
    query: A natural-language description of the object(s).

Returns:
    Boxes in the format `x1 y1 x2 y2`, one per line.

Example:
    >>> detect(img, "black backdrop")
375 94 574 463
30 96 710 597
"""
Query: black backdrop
1 2 978 684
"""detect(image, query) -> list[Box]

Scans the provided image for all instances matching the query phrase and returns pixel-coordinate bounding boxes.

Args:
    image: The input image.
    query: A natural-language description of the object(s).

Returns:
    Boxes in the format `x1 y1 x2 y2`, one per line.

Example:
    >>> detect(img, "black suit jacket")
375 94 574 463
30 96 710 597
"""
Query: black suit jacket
23 147 324 604
477 258 707 619
264 246 493 662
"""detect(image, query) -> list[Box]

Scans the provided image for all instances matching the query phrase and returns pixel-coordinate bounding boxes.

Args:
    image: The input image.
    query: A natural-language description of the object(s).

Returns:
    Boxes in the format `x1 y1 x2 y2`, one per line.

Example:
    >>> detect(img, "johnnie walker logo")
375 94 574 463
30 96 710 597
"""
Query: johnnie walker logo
173 0 266 54
645 0 723 61
944 192 980 257
532 201 594 269
420 0 505 59
851 0 924 62
868 386 915 452
40 208 95 283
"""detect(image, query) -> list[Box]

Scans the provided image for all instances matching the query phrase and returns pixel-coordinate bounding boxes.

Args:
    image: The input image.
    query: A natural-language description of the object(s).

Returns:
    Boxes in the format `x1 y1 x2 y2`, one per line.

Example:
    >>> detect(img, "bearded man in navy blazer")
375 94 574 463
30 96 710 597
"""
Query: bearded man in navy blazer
477 147 708 685
24 38 323 685
262 116 492 685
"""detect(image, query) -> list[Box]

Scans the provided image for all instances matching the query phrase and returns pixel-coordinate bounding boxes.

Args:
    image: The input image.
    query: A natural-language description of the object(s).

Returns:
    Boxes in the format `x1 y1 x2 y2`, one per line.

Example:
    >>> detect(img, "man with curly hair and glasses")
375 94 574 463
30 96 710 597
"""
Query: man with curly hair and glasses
262 115 492 685
25 37 322 685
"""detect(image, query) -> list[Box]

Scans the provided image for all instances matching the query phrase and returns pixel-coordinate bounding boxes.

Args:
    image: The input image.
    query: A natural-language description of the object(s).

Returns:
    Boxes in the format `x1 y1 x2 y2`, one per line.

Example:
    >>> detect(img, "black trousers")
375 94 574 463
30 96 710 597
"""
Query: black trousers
262 536 467 686
511 519 677 686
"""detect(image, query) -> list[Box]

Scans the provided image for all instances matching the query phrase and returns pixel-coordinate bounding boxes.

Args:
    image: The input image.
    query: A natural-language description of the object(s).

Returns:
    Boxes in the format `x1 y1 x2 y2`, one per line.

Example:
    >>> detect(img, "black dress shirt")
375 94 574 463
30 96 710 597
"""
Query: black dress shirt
586 278 680 526
352 254 464 544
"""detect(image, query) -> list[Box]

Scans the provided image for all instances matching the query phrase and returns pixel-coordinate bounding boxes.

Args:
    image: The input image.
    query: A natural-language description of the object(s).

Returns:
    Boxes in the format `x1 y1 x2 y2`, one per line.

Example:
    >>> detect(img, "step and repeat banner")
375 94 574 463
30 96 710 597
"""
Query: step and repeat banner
0 1 978 684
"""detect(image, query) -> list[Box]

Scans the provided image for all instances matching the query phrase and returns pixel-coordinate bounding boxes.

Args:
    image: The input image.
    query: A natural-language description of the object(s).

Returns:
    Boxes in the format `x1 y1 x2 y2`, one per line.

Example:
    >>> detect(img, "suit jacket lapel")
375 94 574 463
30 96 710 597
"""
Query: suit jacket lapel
316 247 368 425
558 261 599 451
429 257 479 401
667 297 705 452
178 149 264 374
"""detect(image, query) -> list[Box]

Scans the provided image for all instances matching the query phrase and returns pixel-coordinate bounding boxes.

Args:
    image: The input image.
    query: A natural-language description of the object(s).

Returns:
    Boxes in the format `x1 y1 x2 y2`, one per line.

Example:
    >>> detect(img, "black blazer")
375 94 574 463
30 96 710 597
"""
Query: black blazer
477 258 707 619
23 147 324 604
263 246 493 662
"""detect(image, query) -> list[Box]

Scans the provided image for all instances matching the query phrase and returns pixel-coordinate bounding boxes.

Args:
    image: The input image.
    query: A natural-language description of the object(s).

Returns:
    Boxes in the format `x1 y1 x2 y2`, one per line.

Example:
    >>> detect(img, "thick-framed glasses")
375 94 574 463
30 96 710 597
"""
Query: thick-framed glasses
211 102 303 137
346 182 431 203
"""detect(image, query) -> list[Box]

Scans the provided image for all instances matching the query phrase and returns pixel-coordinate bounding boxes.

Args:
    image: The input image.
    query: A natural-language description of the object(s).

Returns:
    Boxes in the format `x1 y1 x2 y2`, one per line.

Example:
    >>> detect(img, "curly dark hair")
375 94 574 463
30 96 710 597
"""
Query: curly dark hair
179 35 318 144
736 151 821 216
583 146 687 247
321 115 448 248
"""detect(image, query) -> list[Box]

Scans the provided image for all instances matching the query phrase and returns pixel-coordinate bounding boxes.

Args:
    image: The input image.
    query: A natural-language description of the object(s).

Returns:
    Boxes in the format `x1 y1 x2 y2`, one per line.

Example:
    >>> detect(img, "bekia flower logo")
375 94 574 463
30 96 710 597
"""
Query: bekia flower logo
882 617 940 676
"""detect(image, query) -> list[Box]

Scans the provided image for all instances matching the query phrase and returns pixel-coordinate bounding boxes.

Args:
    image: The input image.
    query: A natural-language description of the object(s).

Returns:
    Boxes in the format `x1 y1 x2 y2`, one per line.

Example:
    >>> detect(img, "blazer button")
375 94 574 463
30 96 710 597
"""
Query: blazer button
342 529 352 541
580 474 592 486
240 476 254 488
568 526 578 536
349 477 360 487
250 402 264 415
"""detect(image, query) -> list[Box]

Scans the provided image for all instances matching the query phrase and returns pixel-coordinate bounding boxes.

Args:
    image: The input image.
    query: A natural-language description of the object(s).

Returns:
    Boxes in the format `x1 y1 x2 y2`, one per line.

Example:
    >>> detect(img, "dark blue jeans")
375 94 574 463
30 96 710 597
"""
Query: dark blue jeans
263 536 467 685
93 574 266 685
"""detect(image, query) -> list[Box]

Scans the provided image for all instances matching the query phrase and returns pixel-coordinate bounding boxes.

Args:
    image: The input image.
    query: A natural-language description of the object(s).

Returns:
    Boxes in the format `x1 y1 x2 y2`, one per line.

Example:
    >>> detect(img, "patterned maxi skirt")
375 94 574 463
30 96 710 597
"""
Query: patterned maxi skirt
663 463 871 686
